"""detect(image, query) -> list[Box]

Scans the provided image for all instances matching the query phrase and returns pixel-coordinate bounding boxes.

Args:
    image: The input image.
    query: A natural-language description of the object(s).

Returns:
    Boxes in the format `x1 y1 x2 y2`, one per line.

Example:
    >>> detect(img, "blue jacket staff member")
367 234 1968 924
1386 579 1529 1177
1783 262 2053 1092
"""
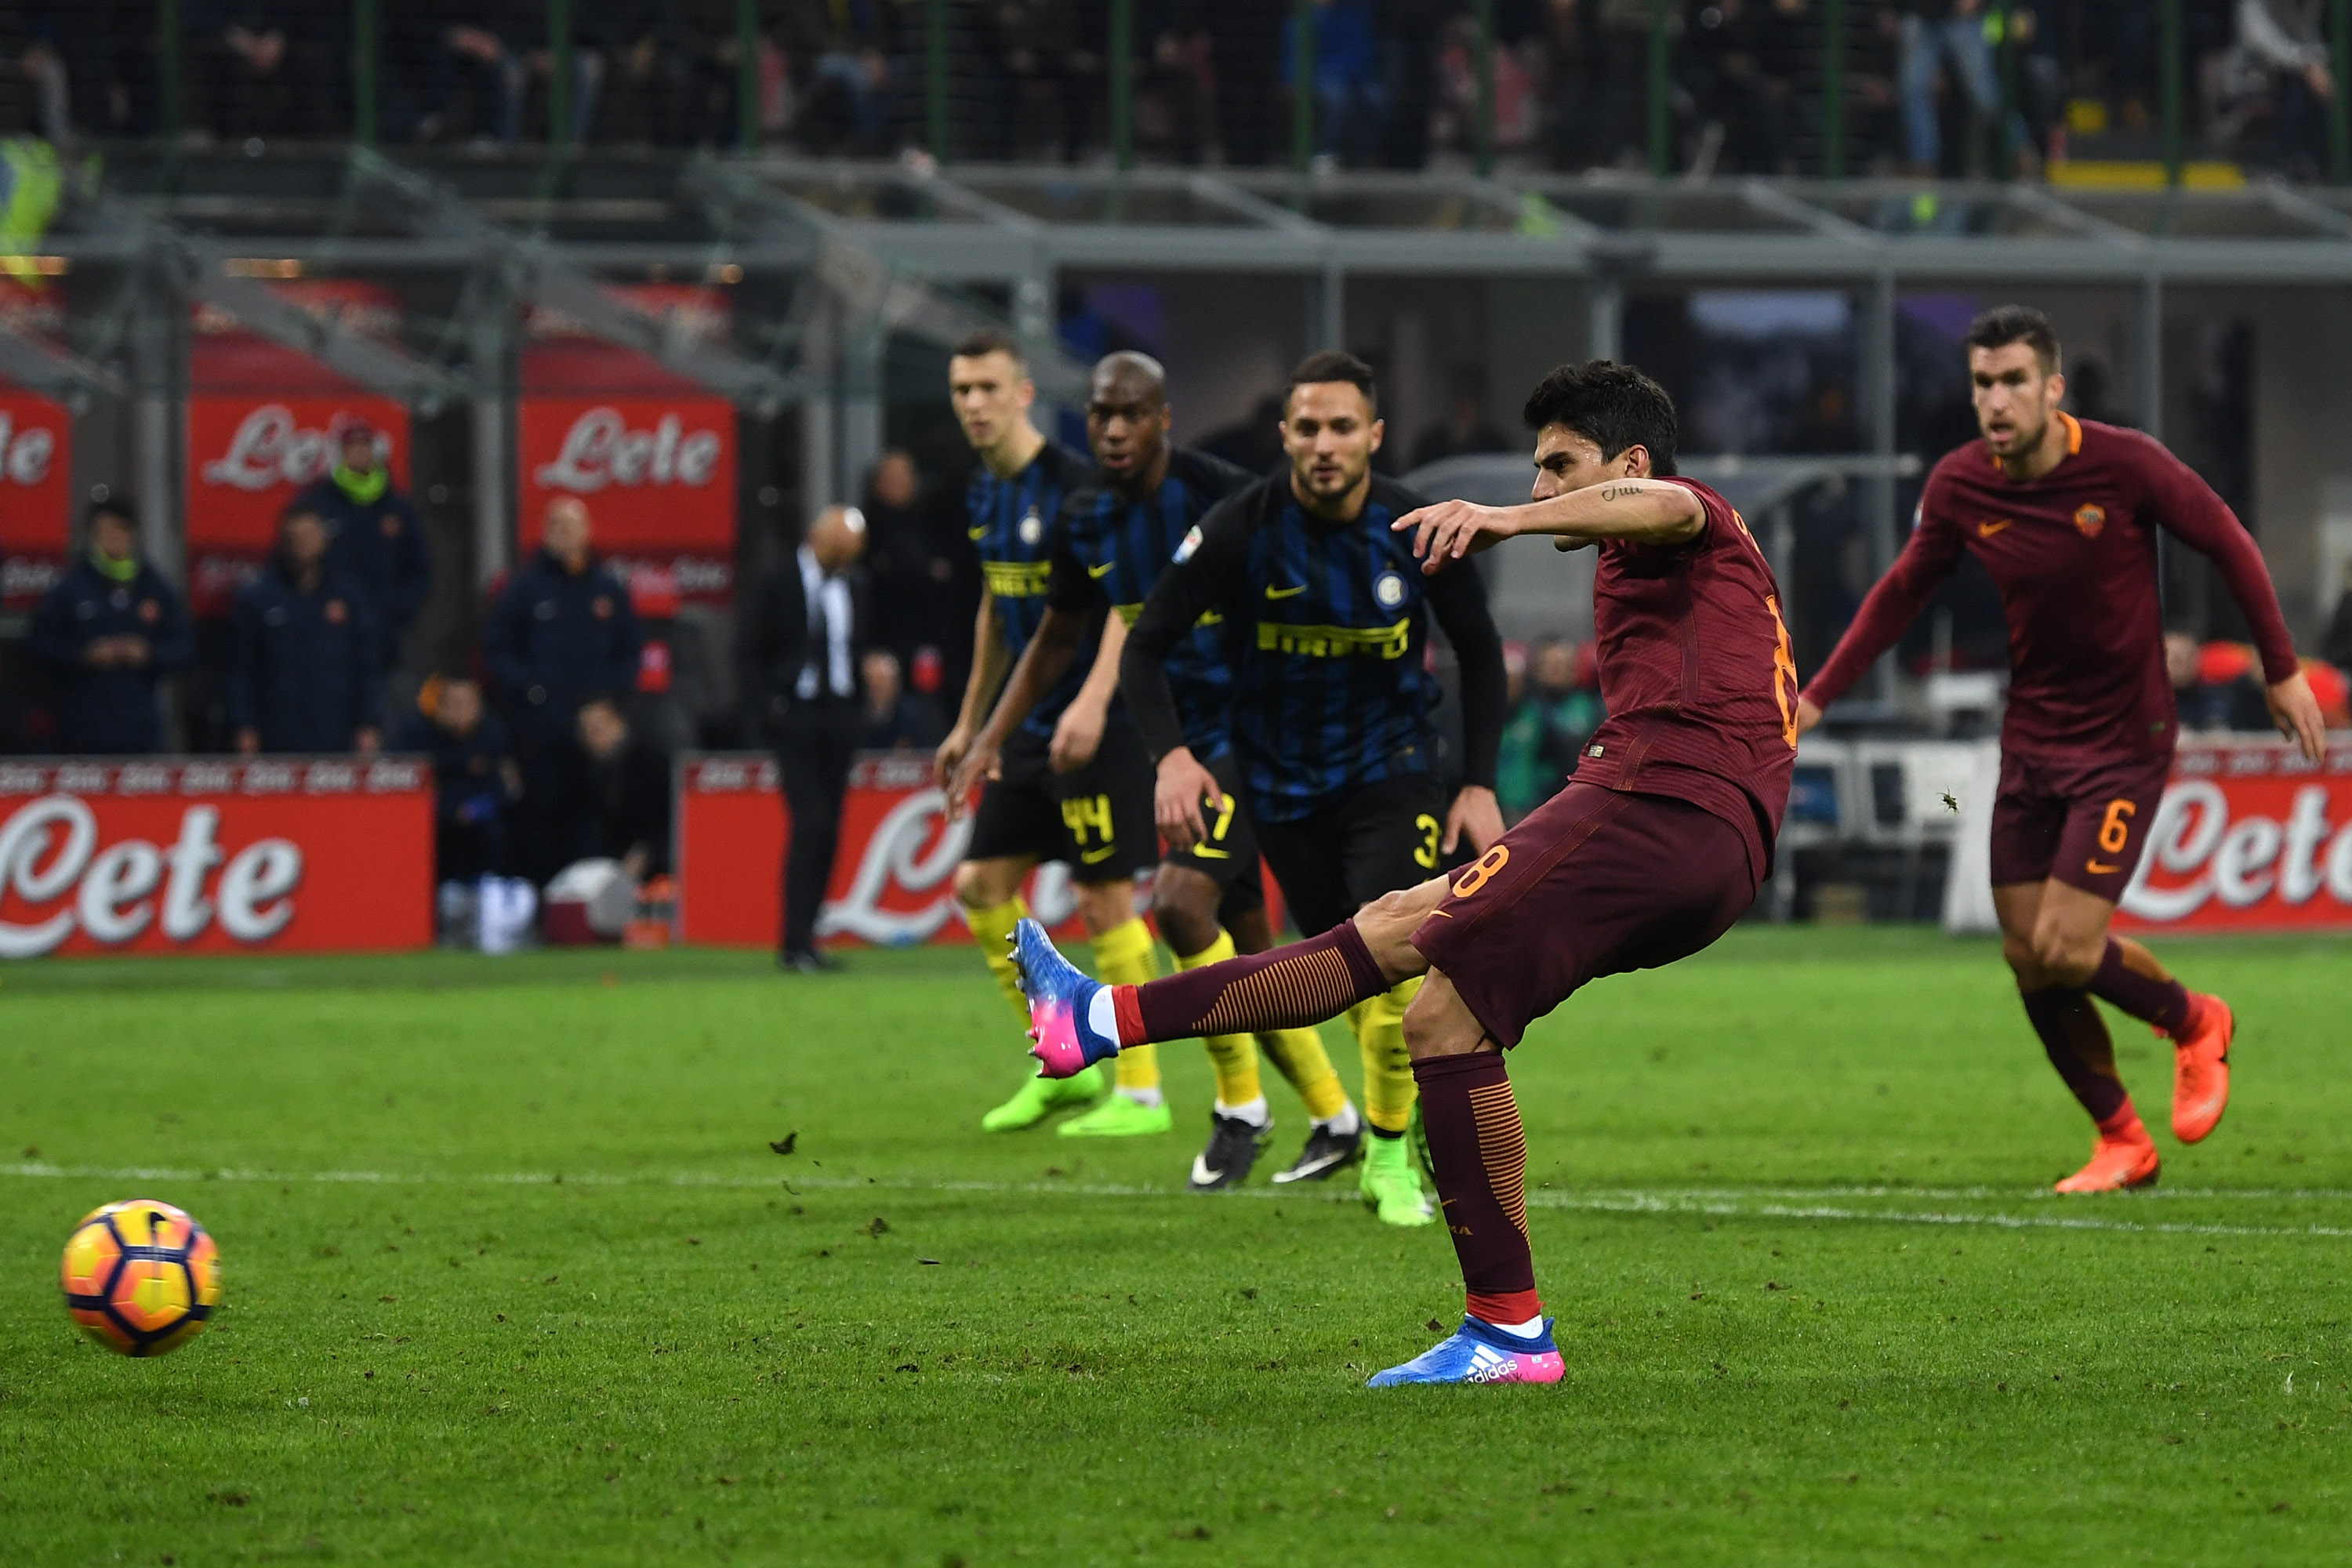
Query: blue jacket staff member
226 503 383 755
483 495 644 881
29 497 193 754
294 419 431 670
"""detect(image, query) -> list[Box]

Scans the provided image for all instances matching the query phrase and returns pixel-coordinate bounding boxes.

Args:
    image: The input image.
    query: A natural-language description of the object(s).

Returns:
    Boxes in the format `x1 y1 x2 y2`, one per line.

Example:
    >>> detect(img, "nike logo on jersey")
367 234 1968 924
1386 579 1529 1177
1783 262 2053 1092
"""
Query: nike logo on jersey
2086 858 2119 875
1265 584 1308 599
1086 561 1116 579
1080 845 1118 865
1978 518 2012 538
967 526 987 541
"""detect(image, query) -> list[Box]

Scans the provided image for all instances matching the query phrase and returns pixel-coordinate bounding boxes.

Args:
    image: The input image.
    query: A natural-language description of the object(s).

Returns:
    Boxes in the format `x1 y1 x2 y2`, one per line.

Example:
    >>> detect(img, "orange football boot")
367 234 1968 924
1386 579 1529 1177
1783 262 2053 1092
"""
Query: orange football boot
2053 1112 2159 1194
2162 993 2233 1145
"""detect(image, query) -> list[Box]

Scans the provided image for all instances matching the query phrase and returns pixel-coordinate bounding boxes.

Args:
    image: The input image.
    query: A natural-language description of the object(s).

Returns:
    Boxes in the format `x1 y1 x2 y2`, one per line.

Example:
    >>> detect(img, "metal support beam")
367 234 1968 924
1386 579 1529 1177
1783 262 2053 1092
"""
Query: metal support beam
129 278 180 583
800 303 837 517
1860 272 1897 703
840 321 884 503
2133 273 2165 443
470 285 511 587
1587 277 1623 362
1314 260 1345 351
0 322 128 408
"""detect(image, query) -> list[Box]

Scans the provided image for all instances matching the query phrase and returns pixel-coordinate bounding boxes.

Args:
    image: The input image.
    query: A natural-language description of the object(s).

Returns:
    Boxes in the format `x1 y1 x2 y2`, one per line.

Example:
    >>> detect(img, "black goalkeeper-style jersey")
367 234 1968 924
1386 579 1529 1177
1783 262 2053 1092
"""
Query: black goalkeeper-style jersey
1047 447 1255 761
1123 472 1506 822
965 437 1098 740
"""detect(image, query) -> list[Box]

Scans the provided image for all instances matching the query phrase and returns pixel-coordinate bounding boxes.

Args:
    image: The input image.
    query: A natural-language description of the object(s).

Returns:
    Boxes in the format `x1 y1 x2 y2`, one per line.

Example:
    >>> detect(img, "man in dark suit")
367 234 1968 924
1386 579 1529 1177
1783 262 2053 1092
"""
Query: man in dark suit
226 503 383 755
748 504 870 972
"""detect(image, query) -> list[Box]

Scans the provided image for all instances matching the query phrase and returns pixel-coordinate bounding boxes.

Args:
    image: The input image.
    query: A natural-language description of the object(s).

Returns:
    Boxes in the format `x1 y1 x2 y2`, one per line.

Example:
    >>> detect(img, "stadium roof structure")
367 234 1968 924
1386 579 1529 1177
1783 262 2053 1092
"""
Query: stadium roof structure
19 149 2352 590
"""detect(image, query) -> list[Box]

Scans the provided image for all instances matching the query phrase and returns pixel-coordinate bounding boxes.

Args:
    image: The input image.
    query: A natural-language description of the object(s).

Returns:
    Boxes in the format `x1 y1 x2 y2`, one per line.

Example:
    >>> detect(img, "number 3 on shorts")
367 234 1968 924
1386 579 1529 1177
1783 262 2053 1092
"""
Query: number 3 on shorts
1413 813 1441 870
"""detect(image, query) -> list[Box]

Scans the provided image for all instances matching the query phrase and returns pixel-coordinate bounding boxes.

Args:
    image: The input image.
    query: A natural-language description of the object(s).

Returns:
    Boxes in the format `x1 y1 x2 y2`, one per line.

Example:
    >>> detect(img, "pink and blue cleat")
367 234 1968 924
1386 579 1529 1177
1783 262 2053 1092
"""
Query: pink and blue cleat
1364 1316 1566 1388
1011 919 1123 1079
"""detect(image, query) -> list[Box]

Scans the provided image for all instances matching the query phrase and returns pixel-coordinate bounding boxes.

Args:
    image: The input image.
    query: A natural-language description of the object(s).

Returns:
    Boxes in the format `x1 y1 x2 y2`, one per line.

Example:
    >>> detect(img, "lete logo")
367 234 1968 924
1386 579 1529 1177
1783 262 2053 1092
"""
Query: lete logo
2122 782 2352 921
0 409 58 487
201 405 393 492
535 408 723 493
813 789 1076 947
0 797 303 957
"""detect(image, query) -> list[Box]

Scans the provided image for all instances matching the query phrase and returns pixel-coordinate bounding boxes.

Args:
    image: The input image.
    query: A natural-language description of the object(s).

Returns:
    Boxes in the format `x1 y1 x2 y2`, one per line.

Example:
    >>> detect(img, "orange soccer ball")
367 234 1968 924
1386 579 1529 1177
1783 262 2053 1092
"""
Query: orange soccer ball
60 1200 223 1357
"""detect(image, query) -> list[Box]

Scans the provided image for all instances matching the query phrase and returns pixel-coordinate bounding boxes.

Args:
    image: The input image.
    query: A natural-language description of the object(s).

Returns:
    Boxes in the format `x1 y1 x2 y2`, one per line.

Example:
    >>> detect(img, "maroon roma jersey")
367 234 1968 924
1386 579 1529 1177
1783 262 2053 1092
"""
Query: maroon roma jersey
1572 477 1798 882
1802 414 2299 763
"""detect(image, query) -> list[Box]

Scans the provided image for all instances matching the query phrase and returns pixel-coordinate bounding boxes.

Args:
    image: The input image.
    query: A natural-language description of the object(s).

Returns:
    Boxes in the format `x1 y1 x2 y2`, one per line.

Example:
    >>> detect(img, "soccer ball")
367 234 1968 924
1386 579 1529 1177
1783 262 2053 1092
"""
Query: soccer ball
60 1199 222 1357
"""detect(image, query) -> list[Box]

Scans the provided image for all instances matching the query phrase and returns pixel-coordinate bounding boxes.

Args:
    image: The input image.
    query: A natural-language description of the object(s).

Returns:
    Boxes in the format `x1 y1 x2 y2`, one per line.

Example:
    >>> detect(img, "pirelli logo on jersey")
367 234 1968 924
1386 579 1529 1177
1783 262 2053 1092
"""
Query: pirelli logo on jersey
982 560 1054 597
1258 617 1410 660
1115 603 1223 630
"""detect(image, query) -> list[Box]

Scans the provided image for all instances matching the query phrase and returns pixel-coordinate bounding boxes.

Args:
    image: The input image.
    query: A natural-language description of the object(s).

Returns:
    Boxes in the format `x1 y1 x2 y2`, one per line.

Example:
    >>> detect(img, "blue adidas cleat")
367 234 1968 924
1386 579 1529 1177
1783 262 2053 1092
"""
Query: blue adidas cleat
1364 1316 1566 1388
1010 919 1123 1078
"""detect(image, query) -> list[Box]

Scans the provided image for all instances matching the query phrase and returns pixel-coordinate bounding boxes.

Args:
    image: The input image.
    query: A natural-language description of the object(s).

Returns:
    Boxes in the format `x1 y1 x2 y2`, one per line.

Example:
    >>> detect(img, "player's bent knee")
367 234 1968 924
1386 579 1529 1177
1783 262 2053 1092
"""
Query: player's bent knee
953 858 1021 910
1149 873 1223 957
1402 971 1491 1061
2031 930 2101 986
1351 880 1446 981
1074 880 1140 935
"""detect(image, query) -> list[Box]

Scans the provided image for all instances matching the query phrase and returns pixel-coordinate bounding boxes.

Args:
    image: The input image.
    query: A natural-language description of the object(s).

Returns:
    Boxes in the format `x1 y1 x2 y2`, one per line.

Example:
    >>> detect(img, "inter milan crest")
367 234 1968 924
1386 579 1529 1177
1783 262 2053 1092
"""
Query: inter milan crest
1374 570 1406 609
2073 503 2107 539
1019 505 1044 546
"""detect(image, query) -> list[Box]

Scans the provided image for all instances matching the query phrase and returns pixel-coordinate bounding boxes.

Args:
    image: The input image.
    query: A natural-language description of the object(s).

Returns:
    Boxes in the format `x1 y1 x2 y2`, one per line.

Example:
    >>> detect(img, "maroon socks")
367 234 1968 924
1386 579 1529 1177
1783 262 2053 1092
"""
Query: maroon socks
1412 1051 1541 1325
2087 938 2194 1036
2020 985 2130 1124
1115 920 1389 1047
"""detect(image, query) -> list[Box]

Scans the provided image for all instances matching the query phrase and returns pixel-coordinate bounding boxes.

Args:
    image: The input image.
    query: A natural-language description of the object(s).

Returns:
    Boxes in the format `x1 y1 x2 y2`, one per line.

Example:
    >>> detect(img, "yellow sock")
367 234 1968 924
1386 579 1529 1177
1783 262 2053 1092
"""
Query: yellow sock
1261 1026 1348 1121
962 895 1032 1029
1352 975 1422 1134
1177 931 1262 1108
1091 916 1162 1094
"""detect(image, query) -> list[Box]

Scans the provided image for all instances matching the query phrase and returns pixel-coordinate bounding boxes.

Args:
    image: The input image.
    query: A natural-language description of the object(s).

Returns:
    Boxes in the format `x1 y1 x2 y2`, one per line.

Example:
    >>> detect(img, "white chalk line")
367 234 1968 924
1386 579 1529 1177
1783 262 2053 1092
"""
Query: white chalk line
4 1163 2350 1241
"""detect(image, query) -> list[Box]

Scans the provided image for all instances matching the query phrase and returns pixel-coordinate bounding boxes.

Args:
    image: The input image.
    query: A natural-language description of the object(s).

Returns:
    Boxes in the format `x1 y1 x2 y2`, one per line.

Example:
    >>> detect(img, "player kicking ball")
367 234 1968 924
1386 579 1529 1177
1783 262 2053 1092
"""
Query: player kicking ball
1799 306 2326 1194
1014 361 1798 1383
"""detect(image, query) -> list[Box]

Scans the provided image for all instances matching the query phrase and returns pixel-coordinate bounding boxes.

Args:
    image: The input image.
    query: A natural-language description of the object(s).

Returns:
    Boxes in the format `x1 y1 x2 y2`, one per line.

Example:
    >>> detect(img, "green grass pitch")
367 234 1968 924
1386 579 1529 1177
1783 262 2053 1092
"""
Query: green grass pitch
2 926 2349 1565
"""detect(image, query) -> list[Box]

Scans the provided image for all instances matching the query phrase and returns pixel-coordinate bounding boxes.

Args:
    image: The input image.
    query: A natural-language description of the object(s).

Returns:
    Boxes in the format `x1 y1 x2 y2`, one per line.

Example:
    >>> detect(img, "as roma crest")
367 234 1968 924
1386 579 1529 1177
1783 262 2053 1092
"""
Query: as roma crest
2073 503 2107 539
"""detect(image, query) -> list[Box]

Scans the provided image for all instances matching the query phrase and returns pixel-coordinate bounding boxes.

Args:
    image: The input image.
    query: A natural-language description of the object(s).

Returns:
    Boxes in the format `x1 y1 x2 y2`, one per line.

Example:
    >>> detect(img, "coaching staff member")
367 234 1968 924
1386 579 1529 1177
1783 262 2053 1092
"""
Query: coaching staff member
29 497 192 753
750 504 871 971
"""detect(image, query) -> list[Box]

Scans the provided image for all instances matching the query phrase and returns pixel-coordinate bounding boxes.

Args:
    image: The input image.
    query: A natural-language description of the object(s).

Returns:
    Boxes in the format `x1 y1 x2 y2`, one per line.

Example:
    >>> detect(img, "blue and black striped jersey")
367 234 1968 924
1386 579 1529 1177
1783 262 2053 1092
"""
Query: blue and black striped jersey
1048 447 1254 760
1123 472 1506 822
964 438 1097 739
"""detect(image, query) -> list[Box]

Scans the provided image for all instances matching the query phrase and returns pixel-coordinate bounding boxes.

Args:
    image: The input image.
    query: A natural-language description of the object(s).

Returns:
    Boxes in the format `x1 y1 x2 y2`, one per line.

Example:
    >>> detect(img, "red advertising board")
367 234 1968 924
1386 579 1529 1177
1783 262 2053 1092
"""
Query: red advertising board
185 282 415 615
0 387 72 608
676 752 1098 949
0 758 432 958
2116 737 2352 934
517 284 737 602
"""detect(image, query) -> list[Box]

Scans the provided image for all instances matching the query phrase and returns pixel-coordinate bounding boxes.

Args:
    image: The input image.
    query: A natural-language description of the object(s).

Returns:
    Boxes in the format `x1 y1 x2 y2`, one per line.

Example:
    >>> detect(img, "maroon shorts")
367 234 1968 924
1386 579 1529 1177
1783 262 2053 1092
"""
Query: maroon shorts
1988 749 2172 902
1407 782 1759 1049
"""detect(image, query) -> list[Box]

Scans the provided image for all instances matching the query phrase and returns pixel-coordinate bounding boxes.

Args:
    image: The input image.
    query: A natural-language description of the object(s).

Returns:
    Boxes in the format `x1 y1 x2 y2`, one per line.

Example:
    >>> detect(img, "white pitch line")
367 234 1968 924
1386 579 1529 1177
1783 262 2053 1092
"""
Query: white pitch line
4 1163 2350 1240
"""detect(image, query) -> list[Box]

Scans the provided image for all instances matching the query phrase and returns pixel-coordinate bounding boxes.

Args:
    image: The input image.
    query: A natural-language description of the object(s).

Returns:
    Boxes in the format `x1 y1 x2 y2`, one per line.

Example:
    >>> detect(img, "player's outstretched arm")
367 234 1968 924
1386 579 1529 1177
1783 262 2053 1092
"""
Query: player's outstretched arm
2142 441 2326 760
1047 610 1125 774
1797 509 1965 718
1392 480 1705 571
937 593 1010 817
947 606 1087 803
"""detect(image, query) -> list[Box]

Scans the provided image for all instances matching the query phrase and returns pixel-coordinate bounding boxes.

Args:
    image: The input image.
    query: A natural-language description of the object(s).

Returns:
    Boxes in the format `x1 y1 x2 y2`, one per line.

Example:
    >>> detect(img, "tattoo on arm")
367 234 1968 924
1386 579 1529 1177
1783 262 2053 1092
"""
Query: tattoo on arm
1599 482 1639 501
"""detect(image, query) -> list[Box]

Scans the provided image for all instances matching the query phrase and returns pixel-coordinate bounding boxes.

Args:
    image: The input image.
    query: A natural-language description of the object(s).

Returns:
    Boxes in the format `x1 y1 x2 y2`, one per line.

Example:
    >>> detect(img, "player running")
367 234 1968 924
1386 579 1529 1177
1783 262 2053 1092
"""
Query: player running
949 350 1369 1185
1106 347 1513 1232
1008 359 1793 1381
1798 305 2325 1194
932 330 1167 1138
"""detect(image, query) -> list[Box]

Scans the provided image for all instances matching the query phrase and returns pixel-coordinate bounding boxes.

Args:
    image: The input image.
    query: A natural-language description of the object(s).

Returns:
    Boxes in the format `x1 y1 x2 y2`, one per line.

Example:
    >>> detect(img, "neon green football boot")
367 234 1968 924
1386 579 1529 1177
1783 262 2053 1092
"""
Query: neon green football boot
1057 1092 1174 1138
1359 1131 1436 1226
981 1063 1106 1132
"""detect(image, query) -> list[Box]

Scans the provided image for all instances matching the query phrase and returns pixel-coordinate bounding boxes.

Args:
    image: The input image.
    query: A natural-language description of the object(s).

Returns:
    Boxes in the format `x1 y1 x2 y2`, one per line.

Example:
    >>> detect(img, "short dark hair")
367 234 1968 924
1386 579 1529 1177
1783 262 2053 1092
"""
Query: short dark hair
1286 350 1378 415
85 496 136 531
279 499 325 526
1965 304 2061 375
1521 360 1679 477
950 328 1024 366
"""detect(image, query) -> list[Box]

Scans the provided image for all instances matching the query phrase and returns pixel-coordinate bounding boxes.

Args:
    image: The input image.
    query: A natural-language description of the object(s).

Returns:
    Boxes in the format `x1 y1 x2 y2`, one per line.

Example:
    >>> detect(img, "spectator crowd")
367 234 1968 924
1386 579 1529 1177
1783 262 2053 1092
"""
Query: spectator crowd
0 2 2344 178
